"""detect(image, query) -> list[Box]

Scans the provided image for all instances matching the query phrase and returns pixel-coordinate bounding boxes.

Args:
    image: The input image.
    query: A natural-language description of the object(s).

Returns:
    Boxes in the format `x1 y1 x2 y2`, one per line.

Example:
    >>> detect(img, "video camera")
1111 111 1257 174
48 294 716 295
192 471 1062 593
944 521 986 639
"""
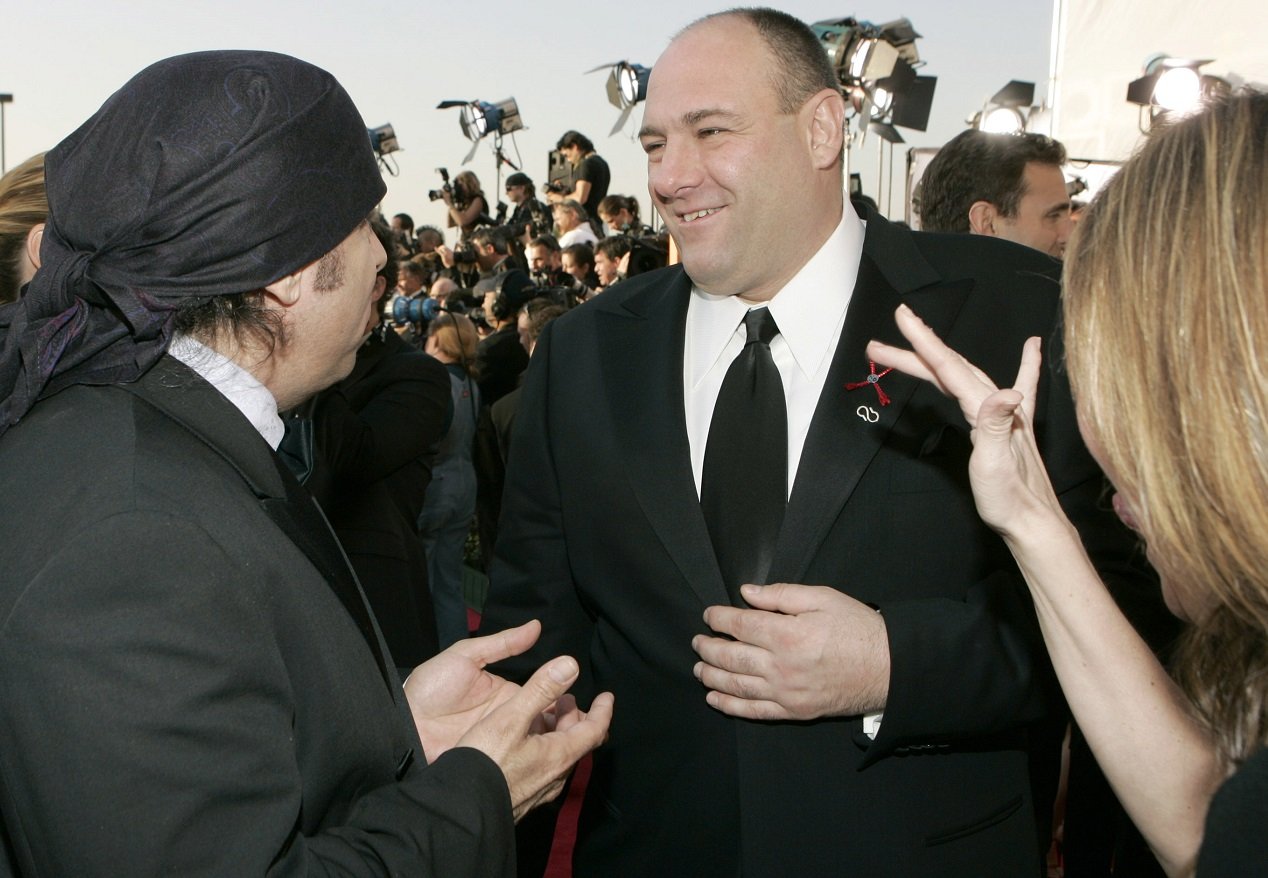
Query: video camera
392 295 447 326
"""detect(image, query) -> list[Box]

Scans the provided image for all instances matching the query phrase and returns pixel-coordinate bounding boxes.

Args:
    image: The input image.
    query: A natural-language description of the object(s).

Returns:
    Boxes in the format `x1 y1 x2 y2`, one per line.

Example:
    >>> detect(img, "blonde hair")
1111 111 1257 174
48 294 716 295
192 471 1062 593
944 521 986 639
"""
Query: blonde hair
1064 93 1268 768
427 313 480 378
0 152 48 303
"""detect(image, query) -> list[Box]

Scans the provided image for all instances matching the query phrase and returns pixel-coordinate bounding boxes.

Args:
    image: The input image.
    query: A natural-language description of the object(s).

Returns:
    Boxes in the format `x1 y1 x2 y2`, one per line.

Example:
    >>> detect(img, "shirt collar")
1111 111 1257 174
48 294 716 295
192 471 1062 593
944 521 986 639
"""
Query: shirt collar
168 334 286 450
687 203 865 385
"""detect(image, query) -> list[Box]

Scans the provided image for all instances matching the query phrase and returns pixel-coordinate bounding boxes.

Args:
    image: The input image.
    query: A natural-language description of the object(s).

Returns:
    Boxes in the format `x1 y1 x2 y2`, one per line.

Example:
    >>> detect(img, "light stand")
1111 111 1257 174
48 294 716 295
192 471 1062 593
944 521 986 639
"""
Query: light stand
0 94 12 174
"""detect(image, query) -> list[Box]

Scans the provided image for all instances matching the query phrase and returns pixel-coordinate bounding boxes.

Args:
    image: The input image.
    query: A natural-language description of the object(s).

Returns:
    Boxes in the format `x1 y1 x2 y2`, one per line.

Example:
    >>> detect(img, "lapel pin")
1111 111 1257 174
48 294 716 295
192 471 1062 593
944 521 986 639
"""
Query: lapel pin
846 361 894 406
856 405 880 423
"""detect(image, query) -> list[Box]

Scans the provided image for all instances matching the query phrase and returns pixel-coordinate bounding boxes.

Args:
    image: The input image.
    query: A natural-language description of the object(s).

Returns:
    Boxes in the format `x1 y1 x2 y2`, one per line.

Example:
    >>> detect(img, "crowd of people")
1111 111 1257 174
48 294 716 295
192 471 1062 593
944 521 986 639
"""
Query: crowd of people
0 6 1263 878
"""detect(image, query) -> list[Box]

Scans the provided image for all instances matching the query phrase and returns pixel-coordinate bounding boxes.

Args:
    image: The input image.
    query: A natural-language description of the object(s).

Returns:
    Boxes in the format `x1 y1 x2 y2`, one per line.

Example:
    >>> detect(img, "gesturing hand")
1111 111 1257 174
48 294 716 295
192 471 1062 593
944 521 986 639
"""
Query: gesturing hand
404 621 614 821
692 583 889 720
404 621 542 759
866 303 1064 538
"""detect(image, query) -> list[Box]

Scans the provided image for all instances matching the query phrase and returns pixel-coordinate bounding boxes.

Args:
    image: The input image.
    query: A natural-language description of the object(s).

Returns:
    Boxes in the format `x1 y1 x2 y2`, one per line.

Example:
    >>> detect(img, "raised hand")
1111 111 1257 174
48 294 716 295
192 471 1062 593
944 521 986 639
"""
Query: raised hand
867 304 1063 539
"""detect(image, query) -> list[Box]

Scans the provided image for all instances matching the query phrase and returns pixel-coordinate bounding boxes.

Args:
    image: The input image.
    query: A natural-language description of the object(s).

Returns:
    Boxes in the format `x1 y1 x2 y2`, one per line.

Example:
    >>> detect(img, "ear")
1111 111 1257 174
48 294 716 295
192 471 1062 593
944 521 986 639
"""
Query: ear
968 201 999 236
373 275 387 300
806 88 847 170
25 223 45 270
263 267 306 309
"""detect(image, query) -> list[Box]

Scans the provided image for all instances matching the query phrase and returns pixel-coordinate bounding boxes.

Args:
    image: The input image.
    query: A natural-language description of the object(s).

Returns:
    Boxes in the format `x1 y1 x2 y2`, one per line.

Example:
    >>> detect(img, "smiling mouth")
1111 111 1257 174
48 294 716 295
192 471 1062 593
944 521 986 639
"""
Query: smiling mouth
681 208 720 223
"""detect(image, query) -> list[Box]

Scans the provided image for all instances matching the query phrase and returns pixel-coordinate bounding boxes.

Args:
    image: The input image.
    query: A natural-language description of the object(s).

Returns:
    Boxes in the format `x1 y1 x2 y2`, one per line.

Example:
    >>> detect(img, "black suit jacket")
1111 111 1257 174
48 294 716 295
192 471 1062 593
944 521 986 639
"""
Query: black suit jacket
307 328 451 667
0 356 513 875
481 211 1154 877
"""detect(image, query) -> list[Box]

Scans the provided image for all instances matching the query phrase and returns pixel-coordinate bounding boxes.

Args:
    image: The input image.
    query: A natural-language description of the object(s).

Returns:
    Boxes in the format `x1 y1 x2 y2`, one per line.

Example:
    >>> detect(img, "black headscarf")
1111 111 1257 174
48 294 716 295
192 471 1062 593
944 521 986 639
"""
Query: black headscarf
0 50 386 437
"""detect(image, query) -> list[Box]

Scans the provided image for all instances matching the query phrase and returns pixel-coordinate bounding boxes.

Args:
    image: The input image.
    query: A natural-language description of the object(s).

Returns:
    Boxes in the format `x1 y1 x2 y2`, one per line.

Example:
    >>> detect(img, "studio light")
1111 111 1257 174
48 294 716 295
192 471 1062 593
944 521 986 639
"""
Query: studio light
970 81 1036 135
437 97 524 163
813 16 936 145
1127 55 1228 126
367 123 399 157
588 61 652 135
365 122 401 175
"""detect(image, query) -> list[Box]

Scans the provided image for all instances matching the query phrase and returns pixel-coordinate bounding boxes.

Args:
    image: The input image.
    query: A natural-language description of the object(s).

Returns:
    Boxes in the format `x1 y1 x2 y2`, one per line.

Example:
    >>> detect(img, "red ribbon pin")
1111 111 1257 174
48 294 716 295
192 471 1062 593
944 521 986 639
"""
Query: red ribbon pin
845 361 894 406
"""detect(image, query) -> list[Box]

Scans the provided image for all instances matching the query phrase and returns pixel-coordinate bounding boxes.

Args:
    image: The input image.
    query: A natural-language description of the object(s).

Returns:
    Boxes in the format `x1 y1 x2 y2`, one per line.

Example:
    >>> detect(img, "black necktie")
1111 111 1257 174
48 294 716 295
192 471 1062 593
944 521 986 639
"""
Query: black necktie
701 308 788 604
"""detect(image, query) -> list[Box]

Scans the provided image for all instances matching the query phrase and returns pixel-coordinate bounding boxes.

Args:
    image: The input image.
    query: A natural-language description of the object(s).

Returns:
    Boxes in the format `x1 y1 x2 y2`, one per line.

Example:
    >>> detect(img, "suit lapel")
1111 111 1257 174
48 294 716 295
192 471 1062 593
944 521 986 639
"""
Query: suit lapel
596 270 731 608
770 213 972 584
124 356 395 691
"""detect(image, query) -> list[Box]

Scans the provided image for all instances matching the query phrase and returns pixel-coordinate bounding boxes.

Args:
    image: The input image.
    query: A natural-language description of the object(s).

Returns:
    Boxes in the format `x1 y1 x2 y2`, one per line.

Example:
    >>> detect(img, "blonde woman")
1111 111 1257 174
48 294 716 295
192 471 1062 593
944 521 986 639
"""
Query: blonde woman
0 153 47 302
441 170 489 240
872 93 1268 876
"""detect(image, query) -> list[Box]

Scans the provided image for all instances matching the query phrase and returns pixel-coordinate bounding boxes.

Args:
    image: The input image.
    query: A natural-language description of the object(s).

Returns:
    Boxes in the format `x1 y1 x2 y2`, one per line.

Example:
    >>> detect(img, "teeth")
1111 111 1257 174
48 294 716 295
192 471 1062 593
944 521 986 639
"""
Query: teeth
683 208 718 223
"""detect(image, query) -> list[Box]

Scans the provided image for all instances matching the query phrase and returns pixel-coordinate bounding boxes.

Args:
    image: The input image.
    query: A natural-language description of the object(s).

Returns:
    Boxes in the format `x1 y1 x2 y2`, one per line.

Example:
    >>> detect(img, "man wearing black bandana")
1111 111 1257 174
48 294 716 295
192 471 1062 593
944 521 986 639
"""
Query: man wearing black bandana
0 51 610 875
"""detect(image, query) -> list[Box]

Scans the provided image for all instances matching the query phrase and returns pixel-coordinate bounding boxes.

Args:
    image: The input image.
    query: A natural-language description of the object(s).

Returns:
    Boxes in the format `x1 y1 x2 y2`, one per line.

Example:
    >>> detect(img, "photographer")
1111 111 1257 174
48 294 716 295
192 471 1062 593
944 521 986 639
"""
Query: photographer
390 212 417 255
525 234 569 290
597 194 648 236
546 131 609 227
503 173 552 244
434 169 492 240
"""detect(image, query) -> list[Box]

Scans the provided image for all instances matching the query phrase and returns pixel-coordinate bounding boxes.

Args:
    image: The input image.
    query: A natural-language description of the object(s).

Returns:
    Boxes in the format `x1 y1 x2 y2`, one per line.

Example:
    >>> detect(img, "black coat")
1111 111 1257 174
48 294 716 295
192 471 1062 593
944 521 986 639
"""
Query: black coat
481 211 1155 877
0 356 513 875
307 328 451 667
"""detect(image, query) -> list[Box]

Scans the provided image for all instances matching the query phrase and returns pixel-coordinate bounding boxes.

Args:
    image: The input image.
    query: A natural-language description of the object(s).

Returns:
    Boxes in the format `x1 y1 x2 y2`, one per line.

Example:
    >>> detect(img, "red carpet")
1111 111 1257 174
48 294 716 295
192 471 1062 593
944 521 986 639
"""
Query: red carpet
544 754 590 878
467 610 589 877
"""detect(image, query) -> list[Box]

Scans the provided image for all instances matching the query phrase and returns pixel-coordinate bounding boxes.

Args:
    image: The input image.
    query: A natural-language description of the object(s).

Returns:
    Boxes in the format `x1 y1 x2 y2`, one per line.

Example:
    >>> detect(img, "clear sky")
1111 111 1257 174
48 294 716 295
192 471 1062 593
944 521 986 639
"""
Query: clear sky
1 0 1054 231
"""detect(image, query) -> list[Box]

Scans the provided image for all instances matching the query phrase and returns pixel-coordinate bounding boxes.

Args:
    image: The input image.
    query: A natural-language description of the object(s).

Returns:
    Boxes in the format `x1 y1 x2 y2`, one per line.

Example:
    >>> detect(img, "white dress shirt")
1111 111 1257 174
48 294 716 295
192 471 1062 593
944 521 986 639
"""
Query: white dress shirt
684 204 866 498
168 334 285 450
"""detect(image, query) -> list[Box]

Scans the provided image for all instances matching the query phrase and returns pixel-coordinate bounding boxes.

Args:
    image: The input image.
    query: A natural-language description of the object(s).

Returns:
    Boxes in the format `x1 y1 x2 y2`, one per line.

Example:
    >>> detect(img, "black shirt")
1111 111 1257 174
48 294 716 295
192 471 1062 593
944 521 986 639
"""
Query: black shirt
576 154 610 219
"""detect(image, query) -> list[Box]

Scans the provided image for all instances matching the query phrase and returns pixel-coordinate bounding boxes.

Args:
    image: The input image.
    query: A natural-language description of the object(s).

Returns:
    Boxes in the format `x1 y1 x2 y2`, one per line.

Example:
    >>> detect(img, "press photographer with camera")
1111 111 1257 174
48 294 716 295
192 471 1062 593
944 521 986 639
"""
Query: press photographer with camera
430 168 492 240
525 234 569 290
545 131 609 227
503 173 552 243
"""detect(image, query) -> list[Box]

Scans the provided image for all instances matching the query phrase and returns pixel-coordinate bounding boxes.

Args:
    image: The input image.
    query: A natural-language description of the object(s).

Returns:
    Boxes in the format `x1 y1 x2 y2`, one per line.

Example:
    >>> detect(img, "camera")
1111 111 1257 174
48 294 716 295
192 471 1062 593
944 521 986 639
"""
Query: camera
542 180 568 196
427 167 453 202
451 244 478 266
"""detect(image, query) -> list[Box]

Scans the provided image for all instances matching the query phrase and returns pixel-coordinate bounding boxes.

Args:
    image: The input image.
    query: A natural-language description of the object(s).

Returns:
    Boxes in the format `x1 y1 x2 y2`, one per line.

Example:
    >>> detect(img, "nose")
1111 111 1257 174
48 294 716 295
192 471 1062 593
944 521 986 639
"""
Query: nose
1055 213 1075 257
372 232 388 273
648 138 701 206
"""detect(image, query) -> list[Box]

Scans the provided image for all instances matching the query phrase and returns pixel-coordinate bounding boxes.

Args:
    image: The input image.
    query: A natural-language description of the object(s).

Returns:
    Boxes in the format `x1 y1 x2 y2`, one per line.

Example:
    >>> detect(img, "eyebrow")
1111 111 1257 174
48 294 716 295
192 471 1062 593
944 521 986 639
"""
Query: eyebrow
638 107 741 139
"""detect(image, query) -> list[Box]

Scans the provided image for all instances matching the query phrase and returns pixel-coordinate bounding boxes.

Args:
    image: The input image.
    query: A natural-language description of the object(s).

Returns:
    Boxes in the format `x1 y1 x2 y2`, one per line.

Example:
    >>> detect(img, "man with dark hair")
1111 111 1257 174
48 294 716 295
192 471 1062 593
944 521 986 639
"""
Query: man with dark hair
560 242 597 291
504 172 552 242
0 50 610 875
548 130 610 222
390 211 416 255
526 233 569 289
593 235 632 289
481 7 1150 877
415 224 444 254
389 258 429 344
918 129 1073 258
470 224 518 278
